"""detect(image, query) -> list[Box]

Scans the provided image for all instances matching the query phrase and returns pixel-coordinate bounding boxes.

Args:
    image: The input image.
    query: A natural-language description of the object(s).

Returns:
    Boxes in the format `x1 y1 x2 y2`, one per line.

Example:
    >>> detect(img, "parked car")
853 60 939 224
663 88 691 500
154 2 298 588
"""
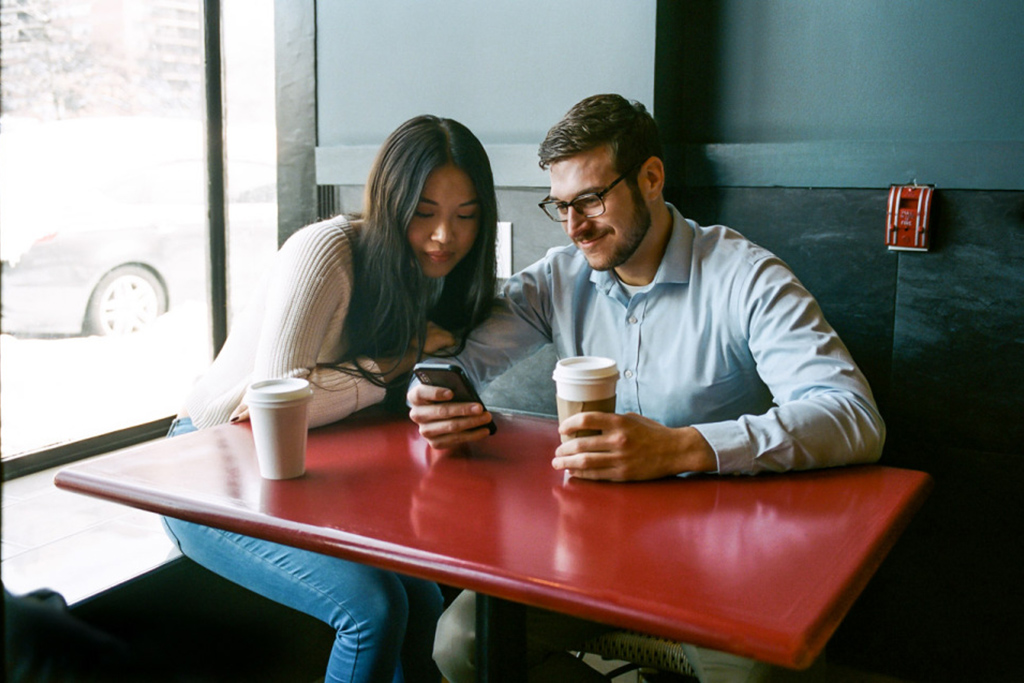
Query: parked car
0 117 276 337
1 222 205 337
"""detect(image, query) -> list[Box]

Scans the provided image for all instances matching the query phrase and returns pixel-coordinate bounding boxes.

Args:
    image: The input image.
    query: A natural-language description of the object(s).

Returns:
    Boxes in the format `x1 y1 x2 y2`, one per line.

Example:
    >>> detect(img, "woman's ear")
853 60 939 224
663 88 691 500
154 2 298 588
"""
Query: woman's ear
638 156 665 201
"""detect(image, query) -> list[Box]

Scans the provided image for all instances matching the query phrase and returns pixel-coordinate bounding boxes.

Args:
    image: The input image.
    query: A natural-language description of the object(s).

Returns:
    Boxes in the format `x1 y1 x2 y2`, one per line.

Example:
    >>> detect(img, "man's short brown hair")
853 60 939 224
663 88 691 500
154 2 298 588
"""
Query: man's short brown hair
538 94 662 176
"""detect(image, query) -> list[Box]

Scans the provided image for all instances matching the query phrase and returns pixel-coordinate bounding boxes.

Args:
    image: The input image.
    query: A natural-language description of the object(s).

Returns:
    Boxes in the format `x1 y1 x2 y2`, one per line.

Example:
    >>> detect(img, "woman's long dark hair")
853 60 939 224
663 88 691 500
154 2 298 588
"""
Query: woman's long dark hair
337 115 498 387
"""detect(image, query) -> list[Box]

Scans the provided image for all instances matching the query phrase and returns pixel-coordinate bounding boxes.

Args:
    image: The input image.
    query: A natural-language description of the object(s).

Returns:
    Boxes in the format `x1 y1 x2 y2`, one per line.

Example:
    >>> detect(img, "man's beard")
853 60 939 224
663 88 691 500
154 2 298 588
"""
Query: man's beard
582 187 652 272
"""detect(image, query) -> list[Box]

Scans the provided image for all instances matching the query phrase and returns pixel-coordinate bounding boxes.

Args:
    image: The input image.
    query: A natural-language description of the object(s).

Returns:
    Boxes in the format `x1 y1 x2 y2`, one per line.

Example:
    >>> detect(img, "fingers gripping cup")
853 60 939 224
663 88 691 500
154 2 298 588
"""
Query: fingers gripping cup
244 378 314 479
552 357 619 443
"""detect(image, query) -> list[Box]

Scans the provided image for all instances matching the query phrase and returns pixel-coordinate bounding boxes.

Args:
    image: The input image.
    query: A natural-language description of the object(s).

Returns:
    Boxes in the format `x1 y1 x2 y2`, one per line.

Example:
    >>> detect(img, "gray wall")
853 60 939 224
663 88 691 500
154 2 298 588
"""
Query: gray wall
314 0 656 188
659 0 1023 190
302 0 657 268
705 2 1022 144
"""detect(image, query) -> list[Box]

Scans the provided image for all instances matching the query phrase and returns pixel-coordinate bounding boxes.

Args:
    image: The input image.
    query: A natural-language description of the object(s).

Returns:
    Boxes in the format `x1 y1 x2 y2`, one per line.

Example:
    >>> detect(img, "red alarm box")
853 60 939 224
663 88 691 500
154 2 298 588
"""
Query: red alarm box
886 184 934 251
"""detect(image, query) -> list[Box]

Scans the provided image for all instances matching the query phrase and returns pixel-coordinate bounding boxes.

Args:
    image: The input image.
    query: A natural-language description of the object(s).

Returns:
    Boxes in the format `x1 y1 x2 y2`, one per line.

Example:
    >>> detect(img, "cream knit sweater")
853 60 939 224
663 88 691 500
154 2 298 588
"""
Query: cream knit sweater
183 216 387 429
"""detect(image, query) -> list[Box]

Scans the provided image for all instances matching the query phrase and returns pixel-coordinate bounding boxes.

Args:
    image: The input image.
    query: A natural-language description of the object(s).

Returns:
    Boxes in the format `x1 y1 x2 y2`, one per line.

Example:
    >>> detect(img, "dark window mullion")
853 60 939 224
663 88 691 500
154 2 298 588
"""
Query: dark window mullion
204 0 227 356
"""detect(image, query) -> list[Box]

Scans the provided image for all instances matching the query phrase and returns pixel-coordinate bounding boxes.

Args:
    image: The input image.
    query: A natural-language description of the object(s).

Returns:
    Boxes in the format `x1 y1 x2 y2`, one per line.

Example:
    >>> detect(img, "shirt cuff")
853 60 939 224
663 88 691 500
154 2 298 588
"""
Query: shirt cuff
692 420 755 475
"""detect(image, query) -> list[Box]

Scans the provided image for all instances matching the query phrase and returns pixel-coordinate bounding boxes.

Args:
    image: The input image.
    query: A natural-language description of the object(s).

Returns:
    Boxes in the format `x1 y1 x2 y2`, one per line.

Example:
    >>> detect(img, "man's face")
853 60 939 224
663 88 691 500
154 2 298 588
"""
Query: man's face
547 146 651 273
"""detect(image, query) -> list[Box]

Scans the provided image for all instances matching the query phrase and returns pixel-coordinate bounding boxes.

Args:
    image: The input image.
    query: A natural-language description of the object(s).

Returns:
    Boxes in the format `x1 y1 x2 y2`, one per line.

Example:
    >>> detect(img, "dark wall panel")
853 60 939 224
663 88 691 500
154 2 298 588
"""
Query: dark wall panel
890 191 1024 455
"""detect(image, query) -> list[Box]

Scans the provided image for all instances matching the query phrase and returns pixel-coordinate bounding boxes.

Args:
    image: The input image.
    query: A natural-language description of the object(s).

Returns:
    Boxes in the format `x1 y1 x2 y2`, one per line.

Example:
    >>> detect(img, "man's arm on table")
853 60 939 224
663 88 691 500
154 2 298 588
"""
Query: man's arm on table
411 255 884 478
556 256 884 480
410 273 554 448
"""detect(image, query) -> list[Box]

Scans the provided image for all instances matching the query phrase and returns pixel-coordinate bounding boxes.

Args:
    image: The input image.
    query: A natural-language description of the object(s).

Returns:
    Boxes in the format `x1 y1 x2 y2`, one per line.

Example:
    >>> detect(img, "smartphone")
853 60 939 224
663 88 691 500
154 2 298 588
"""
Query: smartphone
412 361 497 435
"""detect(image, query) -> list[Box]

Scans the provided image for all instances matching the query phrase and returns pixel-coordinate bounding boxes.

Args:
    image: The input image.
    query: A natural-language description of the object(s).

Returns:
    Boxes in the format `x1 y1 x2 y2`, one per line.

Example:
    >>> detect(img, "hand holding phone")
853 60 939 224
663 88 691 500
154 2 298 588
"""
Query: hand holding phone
412 361 497 435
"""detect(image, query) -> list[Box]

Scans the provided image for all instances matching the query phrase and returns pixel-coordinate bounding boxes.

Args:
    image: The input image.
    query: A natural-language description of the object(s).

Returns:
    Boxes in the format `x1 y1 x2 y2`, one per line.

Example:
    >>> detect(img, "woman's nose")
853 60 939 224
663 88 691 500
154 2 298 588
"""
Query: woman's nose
431 218 452 244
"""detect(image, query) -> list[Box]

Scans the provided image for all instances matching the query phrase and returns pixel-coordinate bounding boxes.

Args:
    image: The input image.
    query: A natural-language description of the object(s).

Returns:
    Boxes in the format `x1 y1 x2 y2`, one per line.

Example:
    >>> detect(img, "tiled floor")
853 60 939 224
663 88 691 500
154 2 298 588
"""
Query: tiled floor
2 462 180 604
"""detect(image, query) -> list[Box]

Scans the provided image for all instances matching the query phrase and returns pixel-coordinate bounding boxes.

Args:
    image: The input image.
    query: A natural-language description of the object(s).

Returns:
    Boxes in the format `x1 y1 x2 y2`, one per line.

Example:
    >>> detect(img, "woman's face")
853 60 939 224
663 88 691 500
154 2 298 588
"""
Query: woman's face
407 164 481 279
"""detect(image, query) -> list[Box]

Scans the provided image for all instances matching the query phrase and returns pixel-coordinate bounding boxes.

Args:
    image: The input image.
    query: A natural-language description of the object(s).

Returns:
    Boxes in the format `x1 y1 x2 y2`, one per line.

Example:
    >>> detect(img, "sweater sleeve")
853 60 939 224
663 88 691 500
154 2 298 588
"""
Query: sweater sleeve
251 222 386 428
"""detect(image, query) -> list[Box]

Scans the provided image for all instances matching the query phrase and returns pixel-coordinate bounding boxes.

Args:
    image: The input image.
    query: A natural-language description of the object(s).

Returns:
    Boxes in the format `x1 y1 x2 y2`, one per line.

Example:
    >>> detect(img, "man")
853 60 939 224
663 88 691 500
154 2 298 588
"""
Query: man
408 94 884 682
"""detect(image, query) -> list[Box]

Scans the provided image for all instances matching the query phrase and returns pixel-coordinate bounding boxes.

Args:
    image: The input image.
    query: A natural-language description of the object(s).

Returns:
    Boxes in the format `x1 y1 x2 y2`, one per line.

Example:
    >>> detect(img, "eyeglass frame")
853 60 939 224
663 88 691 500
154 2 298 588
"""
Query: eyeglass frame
537 160 644 223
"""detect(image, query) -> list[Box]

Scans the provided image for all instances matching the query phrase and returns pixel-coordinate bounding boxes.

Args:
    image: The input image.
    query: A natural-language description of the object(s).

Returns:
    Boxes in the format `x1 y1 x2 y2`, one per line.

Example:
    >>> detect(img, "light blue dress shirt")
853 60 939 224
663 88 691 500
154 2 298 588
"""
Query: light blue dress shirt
456 204 885 474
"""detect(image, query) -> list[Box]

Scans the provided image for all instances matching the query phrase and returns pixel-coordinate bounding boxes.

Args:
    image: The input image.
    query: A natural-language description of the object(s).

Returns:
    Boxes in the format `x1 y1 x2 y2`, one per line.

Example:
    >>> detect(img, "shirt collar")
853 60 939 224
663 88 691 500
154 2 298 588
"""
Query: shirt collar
589 203 693 294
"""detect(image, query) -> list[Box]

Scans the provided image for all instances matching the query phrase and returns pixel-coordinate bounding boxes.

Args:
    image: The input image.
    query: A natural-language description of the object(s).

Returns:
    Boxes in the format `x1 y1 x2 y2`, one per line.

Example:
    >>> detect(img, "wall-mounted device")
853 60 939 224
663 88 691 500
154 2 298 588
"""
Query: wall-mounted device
886 184 934 252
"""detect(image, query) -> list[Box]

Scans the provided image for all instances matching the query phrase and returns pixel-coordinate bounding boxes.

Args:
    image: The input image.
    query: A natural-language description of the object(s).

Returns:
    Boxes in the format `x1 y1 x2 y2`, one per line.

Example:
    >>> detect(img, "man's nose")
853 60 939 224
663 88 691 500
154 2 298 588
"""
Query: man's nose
565 206 589 237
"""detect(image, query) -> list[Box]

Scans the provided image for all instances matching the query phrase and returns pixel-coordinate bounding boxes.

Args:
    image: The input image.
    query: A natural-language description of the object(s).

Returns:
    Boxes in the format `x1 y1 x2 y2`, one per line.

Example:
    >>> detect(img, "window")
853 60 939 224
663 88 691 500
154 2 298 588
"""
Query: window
0 0 277 471
222 0 278 321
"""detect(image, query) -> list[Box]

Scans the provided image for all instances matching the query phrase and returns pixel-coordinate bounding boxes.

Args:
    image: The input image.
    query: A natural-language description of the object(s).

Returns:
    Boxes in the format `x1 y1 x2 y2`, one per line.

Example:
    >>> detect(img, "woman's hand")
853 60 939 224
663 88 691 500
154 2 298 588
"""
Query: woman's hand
407 382 494 449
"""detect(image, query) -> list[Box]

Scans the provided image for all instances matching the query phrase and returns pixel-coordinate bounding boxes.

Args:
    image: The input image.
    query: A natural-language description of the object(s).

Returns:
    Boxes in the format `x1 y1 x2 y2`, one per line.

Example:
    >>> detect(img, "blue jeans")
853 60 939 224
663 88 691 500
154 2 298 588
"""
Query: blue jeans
162 418 443 683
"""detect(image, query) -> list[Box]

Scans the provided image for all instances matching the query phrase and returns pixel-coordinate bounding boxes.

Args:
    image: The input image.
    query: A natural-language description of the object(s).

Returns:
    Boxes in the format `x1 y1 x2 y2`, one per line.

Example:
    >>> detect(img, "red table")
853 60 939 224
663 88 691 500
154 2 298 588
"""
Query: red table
55 410 930 677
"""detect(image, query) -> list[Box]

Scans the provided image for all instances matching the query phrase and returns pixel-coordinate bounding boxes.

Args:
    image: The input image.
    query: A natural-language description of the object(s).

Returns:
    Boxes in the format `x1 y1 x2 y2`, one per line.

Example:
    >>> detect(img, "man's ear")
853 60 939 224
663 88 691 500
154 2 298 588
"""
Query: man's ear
638 156 665 200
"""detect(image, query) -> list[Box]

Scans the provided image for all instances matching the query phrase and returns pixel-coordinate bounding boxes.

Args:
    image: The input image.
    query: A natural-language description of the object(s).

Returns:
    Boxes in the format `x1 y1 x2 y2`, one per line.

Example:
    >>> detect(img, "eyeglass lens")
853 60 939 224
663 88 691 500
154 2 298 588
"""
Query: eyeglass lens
545 194 604 222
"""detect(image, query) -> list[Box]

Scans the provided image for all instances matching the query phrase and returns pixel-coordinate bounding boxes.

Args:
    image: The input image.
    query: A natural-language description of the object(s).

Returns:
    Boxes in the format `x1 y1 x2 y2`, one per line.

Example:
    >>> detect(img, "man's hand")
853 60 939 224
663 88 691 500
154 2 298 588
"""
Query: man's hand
421 322 457 355
553 412 717 481
407 383 495 449
377 323 456 384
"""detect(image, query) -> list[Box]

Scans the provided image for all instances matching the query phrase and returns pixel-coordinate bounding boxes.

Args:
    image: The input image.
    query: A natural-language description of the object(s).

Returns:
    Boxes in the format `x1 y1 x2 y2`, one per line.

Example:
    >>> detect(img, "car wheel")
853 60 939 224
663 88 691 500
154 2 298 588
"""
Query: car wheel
84 265 168 336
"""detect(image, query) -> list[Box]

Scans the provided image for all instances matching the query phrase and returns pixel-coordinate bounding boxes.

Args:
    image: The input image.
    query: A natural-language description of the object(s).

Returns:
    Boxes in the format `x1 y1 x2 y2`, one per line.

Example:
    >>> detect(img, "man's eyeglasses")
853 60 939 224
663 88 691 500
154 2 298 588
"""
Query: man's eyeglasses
538 161 642 223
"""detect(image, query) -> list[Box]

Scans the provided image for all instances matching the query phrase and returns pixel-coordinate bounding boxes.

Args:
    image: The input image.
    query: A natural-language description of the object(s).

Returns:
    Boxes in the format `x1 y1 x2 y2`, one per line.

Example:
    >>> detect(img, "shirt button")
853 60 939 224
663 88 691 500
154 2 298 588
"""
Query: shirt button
624 370 634 379
628 316 638 324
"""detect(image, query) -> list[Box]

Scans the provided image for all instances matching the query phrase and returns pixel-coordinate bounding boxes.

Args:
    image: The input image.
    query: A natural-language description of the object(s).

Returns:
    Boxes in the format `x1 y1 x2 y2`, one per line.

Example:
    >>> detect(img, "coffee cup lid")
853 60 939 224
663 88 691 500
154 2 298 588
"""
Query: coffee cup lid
552 356 619 383
245 378 313 404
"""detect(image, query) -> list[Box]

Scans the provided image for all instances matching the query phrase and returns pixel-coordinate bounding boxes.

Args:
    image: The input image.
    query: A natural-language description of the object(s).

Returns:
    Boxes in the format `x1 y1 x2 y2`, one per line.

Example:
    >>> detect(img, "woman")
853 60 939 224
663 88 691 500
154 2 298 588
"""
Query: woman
163 115 498 683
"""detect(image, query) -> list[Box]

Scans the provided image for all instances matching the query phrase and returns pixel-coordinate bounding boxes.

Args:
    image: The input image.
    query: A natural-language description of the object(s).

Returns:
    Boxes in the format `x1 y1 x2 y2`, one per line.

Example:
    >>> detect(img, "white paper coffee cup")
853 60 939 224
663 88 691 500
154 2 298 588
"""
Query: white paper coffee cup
244 378 314 479
552 357 619 443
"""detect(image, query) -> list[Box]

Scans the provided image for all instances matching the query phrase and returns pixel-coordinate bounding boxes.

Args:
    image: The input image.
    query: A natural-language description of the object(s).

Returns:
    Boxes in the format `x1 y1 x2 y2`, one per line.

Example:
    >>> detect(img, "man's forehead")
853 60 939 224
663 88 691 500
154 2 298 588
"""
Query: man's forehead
547 147 615 198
